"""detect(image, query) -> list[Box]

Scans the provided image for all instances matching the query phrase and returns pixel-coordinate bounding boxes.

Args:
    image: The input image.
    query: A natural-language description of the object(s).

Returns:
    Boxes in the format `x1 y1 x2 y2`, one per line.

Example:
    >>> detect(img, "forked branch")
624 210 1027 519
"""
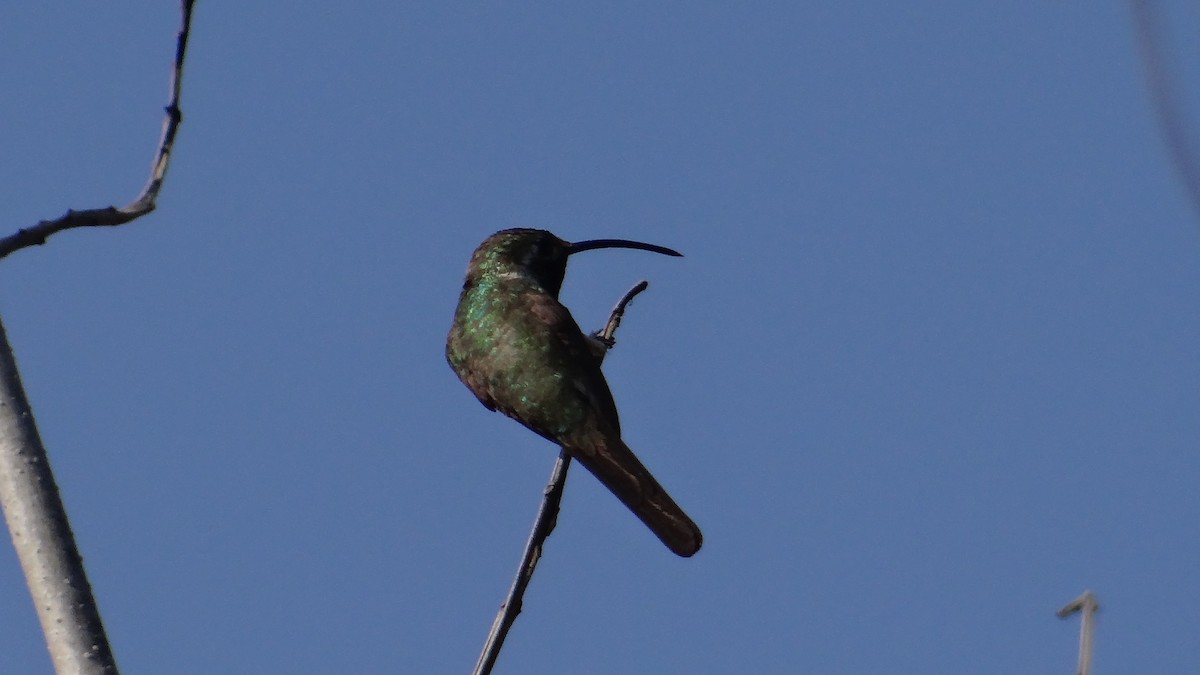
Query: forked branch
1058 590 1099 675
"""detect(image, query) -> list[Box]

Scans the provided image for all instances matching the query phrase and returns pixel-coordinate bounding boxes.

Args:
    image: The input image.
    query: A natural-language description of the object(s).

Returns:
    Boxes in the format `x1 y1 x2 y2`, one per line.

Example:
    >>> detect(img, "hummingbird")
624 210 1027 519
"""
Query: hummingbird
446 228 702 557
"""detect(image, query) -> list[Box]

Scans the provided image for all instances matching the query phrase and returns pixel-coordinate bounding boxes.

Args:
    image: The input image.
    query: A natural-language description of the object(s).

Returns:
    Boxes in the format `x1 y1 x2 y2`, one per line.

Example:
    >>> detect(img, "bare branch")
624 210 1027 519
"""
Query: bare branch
1129 0 1200 225
1058 590 1099 675
0 315 119 674
472 450 572 675
0 0 196 260
472 280 652 675
0 3 198 673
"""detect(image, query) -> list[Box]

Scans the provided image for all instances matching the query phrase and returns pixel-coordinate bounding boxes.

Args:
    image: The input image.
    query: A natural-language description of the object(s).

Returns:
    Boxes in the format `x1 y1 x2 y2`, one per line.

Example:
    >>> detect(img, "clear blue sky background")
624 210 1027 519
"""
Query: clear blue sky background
2 3 1200 673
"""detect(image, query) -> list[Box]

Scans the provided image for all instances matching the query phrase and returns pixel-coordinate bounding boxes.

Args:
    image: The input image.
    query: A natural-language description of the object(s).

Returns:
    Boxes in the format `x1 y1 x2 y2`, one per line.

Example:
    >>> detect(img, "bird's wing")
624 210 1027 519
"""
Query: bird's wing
526 291 622 435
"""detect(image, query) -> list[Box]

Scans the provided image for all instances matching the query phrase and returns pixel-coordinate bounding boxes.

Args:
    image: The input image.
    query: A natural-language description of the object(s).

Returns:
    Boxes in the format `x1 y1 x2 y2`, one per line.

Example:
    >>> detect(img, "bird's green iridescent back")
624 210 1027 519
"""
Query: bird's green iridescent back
446 232 620 445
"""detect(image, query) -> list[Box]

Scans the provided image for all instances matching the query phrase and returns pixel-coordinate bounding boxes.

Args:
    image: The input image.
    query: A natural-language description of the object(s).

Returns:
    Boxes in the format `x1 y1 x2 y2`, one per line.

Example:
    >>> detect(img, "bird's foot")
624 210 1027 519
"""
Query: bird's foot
585 331 614 359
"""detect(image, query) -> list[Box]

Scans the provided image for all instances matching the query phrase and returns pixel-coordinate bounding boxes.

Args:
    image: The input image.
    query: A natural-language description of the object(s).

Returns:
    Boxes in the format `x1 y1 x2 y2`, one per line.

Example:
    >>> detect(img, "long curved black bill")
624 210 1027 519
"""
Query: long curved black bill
569 238 683 257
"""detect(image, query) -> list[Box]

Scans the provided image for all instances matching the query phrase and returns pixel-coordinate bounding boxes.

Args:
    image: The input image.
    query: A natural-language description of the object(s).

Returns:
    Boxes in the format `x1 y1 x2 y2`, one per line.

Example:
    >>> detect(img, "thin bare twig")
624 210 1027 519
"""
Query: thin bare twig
598 280 650 345
0 0 196 260
0 3 197 673
472 280 652 675
1130 0 1200 226
1058 590 1100 675
471 450 572 675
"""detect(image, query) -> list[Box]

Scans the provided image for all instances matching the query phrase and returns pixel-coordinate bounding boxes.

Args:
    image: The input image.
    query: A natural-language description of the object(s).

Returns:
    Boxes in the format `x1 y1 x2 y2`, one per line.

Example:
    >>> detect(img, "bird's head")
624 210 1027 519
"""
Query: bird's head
465 228 681 297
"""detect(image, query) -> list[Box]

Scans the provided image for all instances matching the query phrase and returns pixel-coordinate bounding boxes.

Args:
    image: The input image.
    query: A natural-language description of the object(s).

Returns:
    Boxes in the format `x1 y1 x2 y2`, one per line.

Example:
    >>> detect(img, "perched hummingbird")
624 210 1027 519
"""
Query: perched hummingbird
446 228 702 557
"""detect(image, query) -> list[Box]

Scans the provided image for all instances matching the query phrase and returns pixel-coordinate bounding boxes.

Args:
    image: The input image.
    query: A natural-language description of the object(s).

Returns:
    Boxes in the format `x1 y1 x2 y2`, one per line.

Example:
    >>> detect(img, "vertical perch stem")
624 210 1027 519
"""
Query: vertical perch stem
471 451 572 675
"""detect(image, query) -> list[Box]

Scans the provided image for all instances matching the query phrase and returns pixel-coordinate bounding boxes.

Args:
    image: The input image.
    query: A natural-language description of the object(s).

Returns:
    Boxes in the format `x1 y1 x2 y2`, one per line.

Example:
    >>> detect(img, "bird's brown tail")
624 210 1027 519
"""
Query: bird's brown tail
566 434 702 557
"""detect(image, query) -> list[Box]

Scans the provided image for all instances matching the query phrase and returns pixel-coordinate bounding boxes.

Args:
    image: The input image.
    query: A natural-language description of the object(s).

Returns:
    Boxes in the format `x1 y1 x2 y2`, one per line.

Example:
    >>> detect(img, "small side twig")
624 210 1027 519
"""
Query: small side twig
472 280 652 675
0 0 196 260
1058 590 1100 675
594 280 650 349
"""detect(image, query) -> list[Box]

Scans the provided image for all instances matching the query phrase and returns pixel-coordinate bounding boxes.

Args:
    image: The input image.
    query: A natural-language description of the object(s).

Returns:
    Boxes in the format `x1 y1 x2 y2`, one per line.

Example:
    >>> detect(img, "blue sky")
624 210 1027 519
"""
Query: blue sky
3 2 1200 673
